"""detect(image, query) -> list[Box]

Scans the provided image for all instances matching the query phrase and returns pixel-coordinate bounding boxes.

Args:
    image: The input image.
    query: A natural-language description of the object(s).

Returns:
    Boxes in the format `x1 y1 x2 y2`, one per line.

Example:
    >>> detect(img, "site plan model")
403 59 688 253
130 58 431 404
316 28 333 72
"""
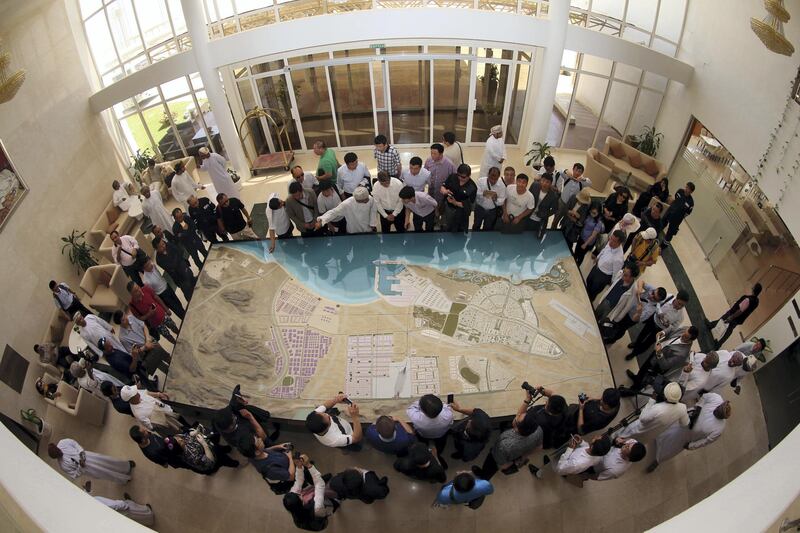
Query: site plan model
167 233 613 420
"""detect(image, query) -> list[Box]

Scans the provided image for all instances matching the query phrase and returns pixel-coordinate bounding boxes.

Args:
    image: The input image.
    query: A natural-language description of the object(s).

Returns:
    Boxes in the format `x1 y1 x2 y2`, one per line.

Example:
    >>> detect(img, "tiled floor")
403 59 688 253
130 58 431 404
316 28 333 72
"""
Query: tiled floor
39 146 769 532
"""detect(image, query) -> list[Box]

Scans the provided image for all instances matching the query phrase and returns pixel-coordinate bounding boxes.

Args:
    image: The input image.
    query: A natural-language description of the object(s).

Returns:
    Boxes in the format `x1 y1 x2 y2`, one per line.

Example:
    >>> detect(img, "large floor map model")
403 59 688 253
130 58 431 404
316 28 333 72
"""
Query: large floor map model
167 233 613 420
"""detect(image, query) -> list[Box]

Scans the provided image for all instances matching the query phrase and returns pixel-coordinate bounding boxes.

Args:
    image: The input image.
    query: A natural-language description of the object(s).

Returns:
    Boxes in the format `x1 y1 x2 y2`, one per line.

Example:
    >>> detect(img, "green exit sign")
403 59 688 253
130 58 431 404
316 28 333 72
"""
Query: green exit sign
370 44 386 49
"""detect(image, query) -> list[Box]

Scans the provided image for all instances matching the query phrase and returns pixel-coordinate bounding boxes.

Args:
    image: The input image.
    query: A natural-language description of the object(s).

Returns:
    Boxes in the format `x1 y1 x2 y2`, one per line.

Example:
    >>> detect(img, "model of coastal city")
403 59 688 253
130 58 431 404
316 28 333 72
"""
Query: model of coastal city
166 233 613 420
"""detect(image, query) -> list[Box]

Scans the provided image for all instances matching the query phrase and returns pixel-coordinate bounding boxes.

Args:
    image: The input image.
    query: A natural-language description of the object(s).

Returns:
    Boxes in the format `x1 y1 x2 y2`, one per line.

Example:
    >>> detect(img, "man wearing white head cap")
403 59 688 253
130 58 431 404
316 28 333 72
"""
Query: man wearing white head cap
199 147 240 199
315 186 377 234
70 360 125 396
626 227 661 274
140 185 174 233
480 125 506 180
616 381 689 441
121 385 186 433
647 392 730 472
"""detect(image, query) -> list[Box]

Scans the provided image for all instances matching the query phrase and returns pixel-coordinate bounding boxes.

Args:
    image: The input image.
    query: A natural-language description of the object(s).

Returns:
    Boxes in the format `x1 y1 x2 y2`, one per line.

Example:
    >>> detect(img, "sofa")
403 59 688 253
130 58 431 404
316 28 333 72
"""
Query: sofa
599 136 667 192
79 264 130 313
42 308 72 349
53 381 107 426
584 148 614 193
140 155 201 201
87 199 136 250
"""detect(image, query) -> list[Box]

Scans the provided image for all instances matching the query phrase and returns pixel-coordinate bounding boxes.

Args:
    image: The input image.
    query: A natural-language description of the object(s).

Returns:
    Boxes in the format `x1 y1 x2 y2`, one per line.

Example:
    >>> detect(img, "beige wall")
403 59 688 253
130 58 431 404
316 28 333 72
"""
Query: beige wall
0 1 121 421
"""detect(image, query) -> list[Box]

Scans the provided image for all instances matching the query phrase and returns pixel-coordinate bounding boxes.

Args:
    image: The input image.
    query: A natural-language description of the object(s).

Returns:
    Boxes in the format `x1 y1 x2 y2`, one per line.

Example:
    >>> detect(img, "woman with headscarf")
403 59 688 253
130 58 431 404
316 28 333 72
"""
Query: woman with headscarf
479 125 506 180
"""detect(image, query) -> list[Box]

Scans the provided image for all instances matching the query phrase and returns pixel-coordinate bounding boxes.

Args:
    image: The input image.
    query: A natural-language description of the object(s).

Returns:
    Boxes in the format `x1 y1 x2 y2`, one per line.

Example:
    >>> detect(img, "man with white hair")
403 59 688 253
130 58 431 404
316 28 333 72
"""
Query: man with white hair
120 385 186 433
616 381 689 441
73 312 125 358
627 227 661 274
315 186 377 234
140 185 173 233
199 147 240 199
480 125 506 180
647 392 730 472
679 351 720 405
70 359 125 396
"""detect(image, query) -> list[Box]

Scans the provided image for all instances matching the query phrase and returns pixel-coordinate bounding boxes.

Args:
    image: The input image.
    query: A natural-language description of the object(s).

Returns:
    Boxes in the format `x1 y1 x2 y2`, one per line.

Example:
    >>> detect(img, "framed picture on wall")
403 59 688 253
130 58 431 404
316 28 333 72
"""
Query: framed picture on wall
0 139 27 232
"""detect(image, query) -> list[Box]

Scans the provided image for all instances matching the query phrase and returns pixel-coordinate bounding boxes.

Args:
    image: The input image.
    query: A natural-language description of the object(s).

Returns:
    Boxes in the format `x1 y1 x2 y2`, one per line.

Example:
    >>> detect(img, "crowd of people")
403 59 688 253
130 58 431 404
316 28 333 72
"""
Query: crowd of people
37 128 769 529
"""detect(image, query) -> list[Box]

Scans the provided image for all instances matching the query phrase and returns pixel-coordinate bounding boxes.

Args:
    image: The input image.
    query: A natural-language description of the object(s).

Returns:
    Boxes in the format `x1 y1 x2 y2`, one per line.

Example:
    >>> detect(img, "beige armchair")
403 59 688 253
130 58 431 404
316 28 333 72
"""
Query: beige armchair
88 200 136 250
54 382 107 426
42 308 72 347
585 148 614 193
79 264 129 313
133 227 155 260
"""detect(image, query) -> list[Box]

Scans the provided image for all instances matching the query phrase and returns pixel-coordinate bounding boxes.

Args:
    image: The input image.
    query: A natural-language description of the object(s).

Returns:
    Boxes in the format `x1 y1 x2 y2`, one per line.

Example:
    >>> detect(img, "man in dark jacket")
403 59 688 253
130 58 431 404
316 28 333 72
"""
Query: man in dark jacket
327 468 390 504
153 235 195 300
172 207 207 269
527 173 559 238
661 182 695 246
187 195 228 243
626 326 698 390
706 284 762 349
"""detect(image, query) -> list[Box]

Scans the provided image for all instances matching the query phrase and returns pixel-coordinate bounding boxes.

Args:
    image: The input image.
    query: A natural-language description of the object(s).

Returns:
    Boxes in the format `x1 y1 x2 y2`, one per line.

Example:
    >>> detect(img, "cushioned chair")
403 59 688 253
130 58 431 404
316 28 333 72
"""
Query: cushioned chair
601 136 667 192
584 148 614 193
79 264 129 313
54 382 107 426
42 308 72 348
88 199 136 250
141 156 200 201
133 227 155 260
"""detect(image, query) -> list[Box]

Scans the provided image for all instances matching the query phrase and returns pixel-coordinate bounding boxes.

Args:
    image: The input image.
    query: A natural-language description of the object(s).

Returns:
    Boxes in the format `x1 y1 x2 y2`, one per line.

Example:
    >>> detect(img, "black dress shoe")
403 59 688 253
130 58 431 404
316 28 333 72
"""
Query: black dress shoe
627 342 635 349
471 465 483 478
625 352 637 361
450 452 463 460
625 369 637 381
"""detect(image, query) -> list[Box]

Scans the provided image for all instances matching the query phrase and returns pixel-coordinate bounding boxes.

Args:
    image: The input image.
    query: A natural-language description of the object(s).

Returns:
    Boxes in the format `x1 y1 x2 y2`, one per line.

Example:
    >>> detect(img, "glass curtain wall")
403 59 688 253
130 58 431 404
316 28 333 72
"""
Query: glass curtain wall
547 51 667 152
669 118 800 338
115 73 223 161
229 46 534 153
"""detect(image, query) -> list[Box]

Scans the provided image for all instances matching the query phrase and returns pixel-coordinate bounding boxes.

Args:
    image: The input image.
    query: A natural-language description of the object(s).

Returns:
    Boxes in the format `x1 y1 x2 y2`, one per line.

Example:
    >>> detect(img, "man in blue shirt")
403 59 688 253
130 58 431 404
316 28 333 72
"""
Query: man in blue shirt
365 415 416 455
434 472 494 509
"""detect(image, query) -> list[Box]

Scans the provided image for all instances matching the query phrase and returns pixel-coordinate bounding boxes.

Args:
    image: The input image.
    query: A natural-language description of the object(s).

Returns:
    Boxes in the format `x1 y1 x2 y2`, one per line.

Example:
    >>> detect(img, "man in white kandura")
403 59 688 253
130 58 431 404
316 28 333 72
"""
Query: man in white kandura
140 185 174 233
616 382 689 441
73 311 125 358
112 180 131 211
93 493 154 526
170 162 205 210
48 438 134 484
647 392 730 473
703 351 755 396
315 186 377 234
70 360 124 396
679 351 720 406
479 125 506 180
591 437 647 481
199 147 240 199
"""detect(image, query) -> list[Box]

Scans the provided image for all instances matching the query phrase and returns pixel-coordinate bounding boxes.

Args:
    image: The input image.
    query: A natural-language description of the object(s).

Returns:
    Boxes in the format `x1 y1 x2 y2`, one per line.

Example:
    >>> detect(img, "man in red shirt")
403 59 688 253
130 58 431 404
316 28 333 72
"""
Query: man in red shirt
127 281 179 344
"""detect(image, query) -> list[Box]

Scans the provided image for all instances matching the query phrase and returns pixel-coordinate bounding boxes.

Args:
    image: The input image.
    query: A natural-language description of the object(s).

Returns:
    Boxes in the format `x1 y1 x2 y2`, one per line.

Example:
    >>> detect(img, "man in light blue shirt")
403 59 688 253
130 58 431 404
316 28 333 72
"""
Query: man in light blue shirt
407 394 453 468
434 472 494 508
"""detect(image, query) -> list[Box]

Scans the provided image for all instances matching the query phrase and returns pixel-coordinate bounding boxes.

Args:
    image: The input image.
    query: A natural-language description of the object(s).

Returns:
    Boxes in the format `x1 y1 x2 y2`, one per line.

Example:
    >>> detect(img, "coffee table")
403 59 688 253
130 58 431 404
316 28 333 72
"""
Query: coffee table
68 327 88 355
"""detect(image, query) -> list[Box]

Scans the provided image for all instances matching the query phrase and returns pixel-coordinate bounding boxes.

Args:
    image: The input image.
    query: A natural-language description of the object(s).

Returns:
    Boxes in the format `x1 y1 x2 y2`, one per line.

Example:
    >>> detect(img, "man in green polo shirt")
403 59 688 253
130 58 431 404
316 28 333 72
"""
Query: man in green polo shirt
313 140 339 187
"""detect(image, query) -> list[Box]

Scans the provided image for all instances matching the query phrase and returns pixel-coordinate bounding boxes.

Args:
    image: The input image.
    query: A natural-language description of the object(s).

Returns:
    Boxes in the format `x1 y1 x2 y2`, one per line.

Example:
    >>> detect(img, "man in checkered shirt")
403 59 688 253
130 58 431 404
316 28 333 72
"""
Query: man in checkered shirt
374 134 402 178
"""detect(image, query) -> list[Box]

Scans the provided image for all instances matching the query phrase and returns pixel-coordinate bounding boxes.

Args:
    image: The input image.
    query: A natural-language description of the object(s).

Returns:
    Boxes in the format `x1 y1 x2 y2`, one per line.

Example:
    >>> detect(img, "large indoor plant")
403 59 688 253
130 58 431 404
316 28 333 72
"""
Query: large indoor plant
524 141 553 169
61 230 98 274
630 125 663 158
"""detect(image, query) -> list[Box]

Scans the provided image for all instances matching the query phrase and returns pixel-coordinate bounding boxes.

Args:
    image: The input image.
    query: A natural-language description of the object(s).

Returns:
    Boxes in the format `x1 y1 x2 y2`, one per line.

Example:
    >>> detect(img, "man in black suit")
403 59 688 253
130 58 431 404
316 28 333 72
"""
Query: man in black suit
327 468 390 504
626 326 699 390
528 173 559 238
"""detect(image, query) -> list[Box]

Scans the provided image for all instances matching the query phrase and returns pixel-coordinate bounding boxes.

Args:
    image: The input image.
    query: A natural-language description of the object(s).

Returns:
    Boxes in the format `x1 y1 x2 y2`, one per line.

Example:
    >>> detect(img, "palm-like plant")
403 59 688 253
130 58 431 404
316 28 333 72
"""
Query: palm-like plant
631 125 663 158
61 230 98 274
525 141 553 168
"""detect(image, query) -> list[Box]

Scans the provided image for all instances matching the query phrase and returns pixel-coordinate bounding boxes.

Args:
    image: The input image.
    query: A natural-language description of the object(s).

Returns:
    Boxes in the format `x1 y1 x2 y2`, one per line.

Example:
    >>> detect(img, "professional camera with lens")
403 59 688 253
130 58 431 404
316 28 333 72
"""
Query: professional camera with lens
578 392 588 403
521 381 541 395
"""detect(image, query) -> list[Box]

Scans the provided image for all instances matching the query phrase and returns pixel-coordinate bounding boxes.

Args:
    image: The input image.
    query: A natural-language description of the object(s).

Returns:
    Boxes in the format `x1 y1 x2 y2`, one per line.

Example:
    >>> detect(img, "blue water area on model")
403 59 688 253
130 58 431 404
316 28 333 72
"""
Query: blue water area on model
376 263 406 297
225 232 571 305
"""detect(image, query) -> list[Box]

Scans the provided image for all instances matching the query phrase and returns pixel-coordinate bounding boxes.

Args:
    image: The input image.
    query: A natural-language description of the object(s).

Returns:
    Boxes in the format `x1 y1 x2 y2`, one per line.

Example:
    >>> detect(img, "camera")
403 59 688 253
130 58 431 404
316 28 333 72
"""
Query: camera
578 392 588 403
338 391 353 405
284 442 294 452
521 381 541 395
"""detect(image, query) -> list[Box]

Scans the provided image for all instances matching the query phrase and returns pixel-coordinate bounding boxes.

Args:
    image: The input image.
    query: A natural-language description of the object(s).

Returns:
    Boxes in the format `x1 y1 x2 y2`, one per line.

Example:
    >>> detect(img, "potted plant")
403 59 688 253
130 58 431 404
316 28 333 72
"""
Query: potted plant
129 148 154 186
525 141 553 170
20 408 51 440
61 230 98 274
629 125 663 158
